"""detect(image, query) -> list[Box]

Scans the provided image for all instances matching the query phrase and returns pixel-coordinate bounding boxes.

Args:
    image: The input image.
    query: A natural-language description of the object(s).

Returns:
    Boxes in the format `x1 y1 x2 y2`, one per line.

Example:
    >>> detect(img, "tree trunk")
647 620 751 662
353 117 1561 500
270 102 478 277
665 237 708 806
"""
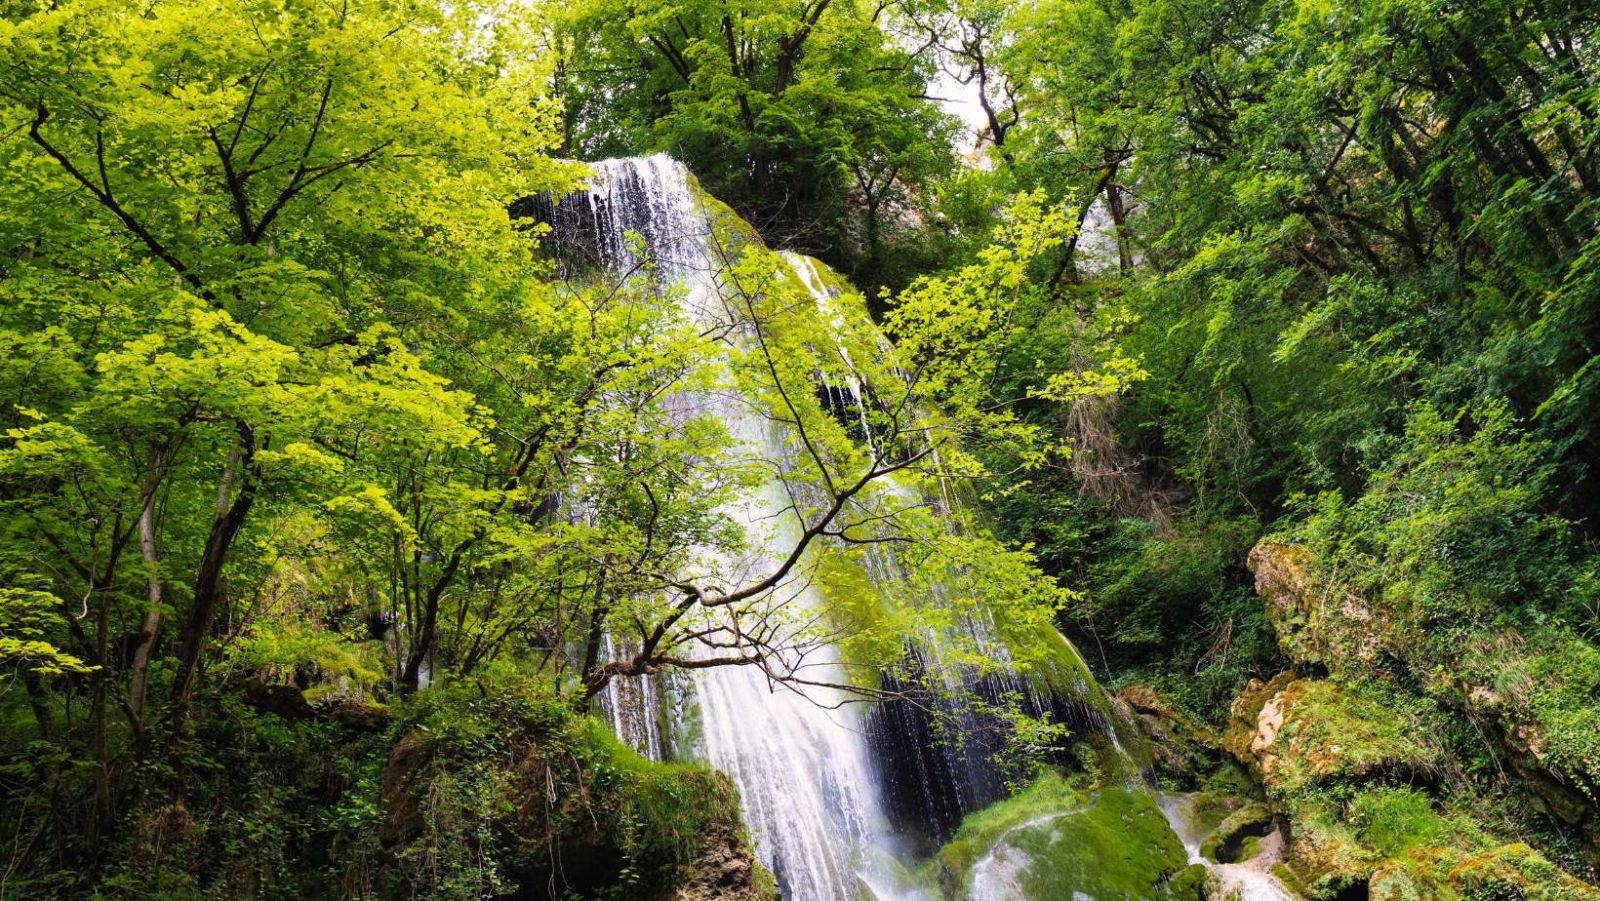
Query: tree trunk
171 433 254 710
127 482 163 724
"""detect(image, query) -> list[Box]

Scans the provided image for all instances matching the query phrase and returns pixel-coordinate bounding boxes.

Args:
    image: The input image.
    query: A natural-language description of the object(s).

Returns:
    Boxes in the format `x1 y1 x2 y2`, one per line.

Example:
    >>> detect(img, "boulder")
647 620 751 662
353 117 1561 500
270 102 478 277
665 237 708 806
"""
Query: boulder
1115 684 1228 788
1223 676 1442 797
1247 540 1397 670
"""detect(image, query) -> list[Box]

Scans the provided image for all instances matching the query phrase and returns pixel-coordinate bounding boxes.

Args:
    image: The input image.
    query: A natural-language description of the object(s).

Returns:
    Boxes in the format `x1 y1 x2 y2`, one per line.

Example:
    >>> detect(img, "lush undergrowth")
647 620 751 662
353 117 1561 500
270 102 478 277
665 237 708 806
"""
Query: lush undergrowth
2 680 765 899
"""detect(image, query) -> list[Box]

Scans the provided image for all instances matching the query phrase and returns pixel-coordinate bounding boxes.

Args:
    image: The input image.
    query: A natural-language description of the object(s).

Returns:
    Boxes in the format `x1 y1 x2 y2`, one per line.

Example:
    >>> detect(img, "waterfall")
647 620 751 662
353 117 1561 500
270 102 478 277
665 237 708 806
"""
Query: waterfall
533 154 1132 900
535 155 920 900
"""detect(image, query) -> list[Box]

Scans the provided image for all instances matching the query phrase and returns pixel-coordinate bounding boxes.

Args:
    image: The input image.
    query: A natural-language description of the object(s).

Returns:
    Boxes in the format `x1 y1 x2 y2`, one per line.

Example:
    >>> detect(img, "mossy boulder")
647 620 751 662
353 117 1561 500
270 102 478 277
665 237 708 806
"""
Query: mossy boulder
1363 841 1600 900
936 772 1196 900
1266 786 1600 899
1249 540 1600 866
1116 684 1236 788
1451 631 1600 859
1223 676 1442 797
377 686 772 900
1200 802 1274 864
1248 540 1424 673
1248 540 1397 670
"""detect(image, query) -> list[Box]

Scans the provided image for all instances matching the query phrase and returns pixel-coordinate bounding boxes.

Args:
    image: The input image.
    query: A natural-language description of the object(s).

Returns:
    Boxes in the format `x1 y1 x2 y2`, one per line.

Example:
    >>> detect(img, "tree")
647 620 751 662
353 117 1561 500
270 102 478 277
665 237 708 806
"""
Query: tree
553 0 958 294
0 0 576 860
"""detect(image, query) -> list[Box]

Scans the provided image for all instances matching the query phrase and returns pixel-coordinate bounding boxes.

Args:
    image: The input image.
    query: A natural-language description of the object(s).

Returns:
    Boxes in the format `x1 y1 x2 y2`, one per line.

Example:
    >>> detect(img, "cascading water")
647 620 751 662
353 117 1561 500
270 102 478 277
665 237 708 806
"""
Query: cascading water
533 154 1140 900
533 155 919 900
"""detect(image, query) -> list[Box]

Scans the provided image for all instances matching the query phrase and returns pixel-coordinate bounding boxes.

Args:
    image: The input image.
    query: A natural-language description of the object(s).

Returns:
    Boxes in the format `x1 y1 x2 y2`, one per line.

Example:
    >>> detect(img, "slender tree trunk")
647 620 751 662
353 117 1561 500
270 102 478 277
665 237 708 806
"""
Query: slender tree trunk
1104 181 1135 273
171 434 254 710
127 481 163 724
399 550 462 692
24 671 52 742
89 582 110 847
579 567 612 692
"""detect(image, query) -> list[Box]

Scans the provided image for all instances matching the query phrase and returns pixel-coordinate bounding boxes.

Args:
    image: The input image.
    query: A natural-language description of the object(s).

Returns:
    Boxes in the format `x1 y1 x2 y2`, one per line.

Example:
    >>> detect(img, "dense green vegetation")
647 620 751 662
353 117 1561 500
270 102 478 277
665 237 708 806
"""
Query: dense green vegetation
552 0 960 297
0 0 1073 893
3 0 1600 896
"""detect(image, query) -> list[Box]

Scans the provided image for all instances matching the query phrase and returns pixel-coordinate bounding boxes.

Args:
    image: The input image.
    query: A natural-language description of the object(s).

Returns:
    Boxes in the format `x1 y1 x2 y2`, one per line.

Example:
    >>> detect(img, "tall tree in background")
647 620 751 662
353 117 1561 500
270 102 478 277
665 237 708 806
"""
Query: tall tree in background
553 0 958 295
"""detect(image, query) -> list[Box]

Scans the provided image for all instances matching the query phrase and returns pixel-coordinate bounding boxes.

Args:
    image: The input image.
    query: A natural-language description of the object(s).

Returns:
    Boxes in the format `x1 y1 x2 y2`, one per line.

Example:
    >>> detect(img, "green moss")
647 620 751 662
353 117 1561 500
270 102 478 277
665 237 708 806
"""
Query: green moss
938 771 1081 878
1271 782 1600 900
936 773 1193 900
1242 679 1443 797
1200 802 1272 863
690 178 765 251
1186 791 1249 840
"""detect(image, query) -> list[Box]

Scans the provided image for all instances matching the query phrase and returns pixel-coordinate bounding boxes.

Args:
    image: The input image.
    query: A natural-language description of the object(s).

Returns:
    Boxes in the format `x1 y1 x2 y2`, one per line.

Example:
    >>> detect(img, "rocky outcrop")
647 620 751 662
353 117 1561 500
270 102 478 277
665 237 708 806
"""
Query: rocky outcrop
1222 675 1443 796
669 819 770 901
376 701 772 900
1115 685 1228 788
1452 637 1600 861
1247 540 1401 670
1239 539 1600 891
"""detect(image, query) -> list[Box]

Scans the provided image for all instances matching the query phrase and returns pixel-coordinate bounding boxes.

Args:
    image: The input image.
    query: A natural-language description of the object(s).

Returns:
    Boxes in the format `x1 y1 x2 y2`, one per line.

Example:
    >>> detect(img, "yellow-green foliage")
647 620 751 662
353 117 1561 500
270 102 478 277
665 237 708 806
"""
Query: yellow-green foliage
0 586 93 675
225 621 384 699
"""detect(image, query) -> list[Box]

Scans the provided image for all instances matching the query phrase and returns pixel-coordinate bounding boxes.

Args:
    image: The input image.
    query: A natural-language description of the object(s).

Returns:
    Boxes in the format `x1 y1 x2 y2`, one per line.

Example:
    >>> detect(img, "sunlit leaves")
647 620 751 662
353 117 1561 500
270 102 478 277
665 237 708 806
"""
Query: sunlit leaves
0 586 94 675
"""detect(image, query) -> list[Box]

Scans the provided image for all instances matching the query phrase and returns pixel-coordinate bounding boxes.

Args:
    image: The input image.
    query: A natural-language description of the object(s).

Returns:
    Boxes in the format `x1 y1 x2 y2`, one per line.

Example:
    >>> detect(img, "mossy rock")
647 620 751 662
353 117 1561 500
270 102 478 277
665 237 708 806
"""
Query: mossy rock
1362 841 1600 901
1273 803 1381 896
1223 672 1297 763
1266 784 1600 901
1116 684 1228 788
1446 842 1600 900
937 773 1195 900
1225 677 1442 797
1454 630 1600 859
1200 802 1274 864
378 686 772 900
1247 542 1600 866
1247 540 1402 671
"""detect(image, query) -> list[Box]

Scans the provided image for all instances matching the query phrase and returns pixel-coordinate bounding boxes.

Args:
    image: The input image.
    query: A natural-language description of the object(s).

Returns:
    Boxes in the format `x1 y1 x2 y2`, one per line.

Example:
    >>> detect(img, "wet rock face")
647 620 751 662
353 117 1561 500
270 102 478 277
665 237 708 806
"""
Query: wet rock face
866 665 1113 854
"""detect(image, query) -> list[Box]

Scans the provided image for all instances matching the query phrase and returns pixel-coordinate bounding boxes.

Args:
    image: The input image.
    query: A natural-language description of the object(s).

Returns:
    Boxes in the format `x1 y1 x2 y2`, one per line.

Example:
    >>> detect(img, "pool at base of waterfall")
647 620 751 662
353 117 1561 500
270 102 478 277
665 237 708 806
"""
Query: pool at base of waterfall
1157 792 1301 901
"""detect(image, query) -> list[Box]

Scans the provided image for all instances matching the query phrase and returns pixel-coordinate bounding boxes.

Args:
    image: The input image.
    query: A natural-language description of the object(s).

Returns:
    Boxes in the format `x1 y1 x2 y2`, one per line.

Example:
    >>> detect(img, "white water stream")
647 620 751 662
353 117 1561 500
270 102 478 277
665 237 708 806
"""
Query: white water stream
554 154 1198 901
1158 794 1298 901
565 155 924 900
